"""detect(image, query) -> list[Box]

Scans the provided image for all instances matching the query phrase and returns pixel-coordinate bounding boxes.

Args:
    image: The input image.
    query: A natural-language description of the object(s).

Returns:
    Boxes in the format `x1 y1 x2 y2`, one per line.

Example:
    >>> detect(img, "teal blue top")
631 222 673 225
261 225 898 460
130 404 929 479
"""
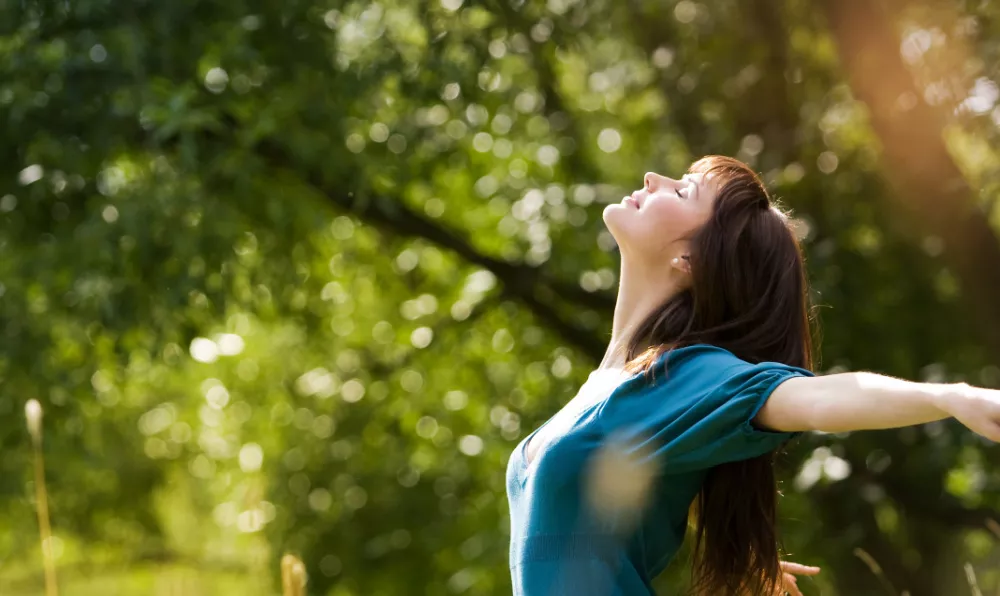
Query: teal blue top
505 344 814 595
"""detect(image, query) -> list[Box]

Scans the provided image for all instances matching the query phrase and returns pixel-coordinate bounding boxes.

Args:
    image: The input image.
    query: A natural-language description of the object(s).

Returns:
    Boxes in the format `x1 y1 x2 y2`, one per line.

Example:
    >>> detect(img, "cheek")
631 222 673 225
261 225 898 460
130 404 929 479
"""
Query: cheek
645 200 687 232
618 209 671 252
641 201 703 243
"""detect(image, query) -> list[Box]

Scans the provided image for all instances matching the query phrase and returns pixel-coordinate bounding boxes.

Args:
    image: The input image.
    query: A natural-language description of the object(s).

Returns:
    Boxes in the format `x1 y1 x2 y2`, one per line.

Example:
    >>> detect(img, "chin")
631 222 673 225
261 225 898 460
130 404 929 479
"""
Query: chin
601 215 628 247
602 203 632 222
602 204 633 230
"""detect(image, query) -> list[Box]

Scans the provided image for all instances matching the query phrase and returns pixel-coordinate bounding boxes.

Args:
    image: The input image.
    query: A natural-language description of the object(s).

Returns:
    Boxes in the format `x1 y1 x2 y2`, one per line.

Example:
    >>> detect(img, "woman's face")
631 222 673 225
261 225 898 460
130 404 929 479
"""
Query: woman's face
603 171 716 260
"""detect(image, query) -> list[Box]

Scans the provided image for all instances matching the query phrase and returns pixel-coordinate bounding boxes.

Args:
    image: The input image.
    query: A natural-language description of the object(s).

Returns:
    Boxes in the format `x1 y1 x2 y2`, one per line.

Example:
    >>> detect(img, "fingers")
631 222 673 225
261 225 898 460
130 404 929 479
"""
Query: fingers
958 389 1000 442
781 573 804 596
779 561 822 576
777 561 820 596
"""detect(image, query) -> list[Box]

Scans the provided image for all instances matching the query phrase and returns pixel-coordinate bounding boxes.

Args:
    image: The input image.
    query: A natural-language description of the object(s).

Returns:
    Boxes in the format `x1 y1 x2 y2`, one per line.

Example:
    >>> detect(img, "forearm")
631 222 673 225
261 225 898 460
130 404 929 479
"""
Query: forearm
760 372 962 433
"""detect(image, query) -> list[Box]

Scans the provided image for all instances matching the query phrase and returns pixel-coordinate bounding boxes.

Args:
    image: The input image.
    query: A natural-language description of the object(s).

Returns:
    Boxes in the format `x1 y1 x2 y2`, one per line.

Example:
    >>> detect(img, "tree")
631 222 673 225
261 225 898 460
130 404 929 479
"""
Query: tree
1 0 998 594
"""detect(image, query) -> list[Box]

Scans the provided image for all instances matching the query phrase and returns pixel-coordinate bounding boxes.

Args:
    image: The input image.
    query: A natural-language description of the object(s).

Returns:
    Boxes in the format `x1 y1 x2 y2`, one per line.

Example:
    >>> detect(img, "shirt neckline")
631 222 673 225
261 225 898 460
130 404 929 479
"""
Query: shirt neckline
517 367 637 480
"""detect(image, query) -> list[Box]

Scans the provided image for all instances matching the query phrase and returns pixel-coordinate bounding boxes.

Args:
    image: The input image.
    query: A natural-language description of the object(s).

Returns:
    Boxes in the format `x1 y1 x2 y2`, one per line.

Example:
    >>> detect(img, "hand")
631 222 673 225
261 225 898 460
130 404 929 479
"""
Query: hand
941 384 1000 442
775 561 821 596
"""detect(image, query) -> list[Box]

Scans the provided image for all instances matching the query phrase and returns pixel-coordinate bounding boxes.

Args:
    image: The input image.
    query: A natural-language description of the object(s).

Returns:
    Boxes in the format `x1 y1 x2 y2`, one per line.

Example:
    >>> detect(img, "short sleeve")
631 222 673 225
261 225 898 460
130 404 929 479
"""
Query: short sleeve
694 361 811 460
598 347 814 475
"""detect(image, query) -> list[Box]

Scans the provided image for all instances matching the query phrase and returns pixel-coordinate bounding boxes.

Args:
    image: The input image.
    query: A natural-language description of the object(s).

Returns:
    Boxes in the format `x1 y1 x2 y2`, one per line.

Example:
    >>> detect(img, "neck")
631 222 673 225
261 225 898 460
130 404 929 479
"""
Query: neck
599 257 683 370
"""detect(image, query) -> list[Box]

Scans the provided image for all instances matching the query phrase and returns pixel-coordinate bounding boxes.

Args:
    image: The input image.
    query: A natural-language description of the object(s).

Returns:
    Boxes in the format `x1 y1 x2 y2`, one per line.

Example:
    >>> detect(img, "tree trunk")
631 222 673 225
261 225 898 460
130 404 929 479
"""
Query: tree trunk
821 0 1000 362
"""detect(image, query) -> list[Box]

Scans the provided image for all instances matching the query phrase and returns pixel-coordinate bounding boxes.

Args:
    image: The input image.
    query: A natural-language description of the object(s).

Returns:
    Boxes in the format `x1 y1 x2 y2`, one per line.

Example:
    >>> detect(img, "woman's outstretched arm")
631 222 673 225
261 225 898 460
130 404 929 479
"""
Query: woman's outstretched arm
755 372 1000 441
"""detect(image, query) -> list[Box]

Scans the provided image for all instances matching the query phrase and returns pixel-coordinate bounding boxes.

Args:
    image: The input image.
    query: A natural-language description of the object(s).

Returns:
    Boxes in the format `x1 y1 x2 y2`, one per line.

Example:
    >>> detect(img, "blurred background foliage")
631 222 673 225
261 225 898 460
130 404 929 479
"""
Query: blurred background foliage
2 0 1000 594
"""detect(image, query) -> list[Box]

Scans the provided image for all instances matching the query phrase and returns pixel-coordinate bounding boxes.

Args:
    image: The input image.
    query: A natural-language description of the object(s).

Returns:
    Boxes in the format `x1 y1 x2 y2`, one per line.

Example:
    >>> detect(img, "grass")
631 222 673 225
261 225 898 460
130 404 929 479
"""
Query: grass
1 563 275 596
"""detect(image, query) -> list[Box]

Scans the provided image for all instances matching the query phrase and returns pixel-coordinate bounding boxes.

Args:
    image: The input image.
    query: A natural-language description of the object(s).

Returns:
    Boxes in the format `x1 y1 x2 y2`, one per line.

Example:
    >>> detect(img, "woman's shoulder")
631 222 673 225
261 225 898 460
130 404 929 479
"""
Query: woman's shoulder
608 344 744 403
647 343 813 395
651 343 749 373
596 345 746 424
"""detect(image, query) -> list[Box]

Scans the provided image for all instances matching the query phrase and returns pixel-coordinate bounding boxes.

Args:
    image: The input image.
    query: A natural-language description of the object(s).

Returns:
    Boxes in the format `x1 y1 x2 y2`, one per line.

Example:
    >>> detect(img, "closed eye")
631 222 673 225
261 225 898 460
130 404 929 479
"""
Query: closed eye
675 188 685 198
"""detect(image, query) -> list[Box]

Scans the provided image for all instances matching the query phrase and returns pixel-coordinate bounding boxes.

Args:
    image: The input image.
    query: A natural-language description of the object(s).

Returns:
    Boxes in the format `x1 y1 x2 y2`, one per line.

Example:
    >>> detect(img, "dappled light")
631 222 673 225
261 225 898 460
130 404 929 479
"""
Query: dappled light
2 0 1000 594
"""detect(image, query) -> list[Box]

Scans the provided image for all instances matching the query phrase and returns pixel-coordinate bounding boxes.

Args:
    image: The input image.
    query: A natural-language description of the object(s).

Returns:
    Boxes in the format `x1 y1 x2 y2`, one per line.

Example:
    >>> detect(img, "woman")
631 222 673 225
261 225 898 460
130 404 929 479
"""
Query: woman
504 155 1000 595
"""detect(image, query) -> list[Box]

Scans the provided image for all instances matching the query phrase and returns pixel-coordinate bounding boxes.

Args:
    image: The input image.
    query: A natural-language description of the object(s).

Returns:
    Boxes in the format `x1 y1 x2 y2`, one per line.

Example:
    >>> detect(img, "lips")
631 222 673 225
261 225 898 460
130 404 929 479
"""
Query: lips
624 196 640 209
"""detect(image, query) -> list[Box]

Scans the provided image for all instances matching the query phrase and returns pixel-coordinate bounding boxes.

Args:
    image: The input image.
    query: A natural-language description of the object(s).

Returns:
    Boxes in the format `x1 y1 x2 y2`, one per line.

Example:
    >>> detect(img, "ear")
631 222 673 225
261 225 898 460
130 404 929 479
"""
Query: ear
670 255 691 274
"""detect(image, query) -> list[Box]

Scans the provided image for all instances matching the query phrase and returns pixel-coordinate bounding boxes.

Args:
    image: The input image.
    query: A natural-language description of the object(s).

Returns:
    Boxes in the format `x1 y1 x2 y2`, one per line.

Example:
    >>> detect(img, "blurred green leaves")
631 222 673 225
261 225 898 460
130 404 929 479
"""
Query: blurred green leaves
2 0 1000 594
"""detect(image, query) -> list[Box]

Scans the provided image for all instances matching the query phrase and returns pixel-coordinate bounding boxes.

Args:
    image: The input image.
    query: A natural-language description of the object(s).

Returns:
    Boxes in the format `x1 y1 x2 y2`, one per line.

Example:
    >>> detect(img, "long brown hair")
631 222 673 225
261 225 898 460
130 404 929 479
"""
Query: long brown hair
620 156 815 595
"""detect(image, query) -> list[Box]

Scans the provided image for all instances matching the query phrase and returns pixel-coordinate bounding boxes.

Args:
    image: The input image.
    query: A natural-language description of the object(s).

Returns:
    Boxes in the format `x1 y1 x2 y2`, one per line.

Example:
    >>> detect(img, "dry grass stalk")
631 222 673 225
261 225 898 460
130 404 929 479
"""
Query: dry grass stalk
984 518 1000 596
26 399 58 596
853 548 898 596
965 563 983 596
281 553 307 596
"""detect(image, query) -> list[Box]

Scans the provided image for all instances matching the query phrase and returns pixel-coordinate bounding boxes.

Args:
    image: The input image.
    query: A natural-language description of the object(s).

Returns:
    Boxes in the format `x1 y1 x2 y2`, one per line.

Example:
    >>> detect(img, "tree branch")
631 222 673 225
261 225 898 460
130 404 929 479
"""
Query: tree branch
138 110 613 359
254 139 608 360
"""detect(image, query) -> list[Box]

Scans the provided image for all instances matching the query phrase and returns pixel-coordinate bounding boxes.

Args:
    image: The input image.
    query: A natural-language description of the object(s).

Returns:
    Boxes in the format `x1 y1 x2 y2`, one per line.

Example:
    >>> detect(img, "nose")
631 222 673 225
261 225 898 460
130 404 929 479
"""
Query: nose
644 172 683 195
643 172 657 191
